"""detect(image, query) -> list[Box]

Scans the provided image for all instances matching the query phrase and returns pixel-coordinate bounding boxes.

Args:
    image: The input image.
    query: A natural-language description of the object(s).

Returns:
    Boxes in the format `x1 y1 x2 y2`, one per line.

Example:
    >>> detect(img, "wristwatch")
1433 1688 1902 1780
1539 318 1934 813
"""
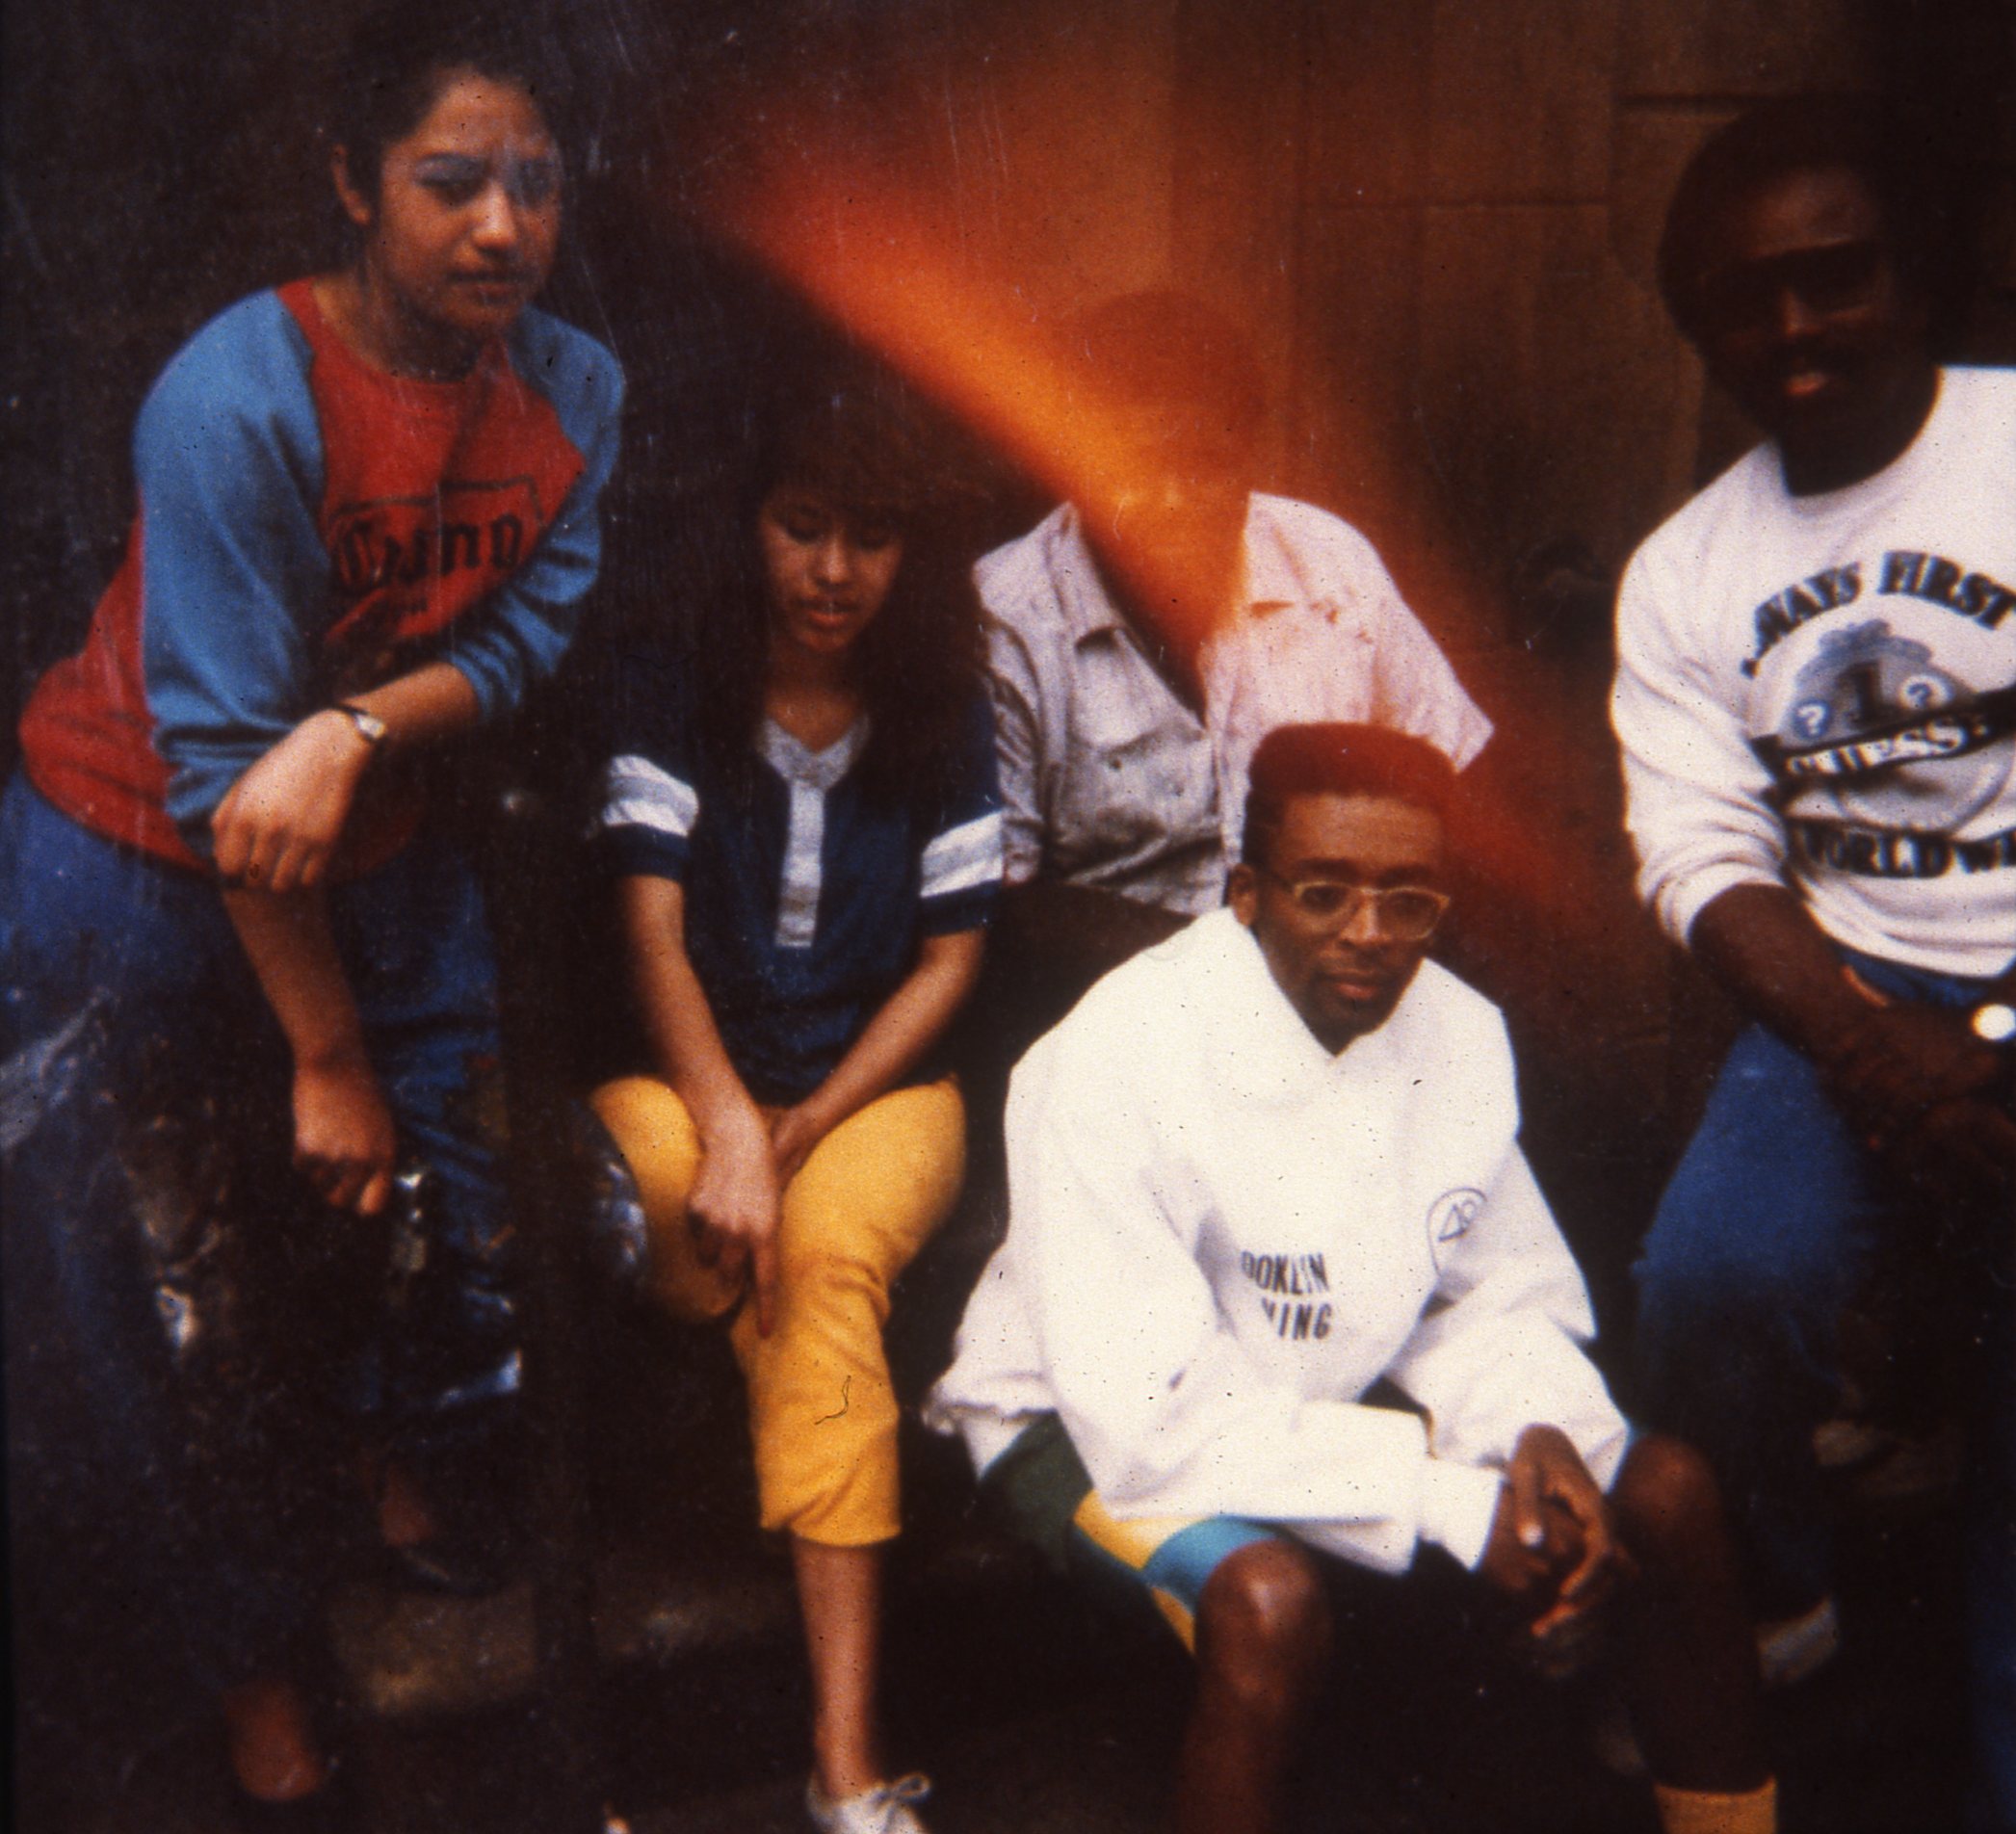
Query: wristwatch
335 701 388 748
1971 1002 2016 1046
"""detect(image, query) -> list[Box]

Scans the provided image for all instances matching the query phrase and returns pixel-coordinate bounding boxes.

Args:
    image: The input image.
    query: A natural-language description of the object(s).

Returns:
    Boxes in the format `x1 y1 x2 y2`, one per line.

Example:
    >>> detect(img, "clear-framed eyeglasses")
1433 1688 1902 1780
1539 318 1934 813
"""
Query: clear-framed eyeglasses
1257 866 1451 941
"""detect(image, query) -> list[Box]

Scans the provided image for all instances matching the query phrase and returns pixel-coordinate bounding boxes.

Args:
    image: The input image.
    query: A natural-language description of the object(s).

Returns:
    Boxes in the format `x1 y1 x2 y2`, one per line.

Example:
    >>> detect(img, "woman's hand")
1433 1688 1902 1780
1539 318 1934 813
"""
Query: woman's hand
213 710 376 892
690 1108 784 1335
769 1100 835 1188
219 881 394 1216
754 930 985 1190
293 1049 398 1216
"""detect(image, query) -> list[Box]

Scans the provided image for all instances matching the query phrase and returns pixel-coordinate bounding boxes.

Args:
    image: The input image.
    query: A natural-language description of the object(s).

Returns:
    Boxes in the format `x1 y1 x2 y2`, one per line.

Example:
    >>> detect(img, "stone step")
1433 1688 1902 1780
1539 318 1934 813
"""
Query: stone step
329 1544 796 1721
329 1480 1042 1722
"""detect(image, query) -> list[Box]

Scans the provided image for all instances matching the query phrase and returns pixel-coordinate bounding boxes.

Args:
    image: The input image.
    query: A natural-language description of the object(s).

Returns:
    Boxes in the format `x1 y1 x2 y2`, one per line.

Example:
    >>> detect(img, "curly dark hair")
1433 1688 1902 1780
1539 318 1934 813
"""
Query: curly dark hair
327 0 580 203
692 348 985 806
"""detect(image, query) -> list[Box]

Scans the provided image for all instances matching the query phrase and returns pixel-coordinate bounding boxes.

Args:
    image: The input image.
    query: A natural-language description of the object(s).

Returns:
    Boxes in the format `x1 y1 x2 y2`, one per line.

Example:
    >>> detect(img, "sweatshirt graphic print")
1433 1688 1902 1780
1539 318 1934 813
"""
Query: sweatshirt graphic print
1613 365 2016 977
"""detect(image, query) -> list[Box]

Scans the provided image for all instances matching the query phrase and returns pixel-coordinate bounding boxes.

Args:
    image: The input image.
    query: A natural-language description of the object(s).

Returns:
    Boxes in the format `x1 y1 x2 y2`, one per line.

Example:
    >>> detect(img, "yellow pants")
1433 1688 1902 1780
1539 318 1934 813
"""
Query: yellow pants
590 1075 964 1547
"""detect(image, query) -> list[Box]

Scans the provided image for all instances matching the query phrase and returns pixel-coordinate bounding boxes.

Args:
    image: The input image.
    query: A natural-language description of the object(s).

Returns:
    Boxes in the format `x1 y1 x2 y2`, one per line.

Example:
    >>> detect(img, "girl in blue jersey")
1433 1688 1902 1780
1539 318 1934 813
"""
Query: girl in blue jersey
590 357 1001 1834
2 4 620 1820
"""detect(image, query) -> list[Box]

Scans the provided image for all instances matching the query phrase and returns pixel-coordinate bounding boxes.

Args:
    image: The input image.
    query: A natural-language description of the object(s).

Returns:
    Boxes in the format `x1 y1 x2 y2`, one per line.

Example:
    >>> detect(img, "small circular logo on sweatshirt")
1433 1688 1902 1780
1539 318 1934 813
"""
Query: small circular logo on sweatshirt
1426 1188 1485 1271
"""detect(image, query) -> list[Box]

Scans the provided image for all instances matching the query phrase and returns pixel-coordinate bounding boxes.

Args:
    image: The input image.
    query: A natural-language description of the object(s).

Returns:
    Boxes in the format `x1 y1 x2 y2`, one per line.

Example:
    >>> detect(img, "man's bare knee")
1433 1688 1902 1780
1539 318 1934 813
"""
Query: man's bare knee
1612 1433 1728 1574
1194 1539 1332 1707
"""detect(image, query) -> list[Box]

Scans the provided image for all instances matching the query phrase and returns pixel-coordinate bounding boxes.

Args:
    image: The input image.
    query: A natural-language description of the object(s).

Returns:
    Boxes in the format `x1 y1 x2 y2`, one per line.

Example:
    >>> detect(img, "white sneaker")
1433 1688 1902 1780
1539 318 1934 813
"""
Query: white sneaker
806 1772 932 1834
1756 1594 1842 1690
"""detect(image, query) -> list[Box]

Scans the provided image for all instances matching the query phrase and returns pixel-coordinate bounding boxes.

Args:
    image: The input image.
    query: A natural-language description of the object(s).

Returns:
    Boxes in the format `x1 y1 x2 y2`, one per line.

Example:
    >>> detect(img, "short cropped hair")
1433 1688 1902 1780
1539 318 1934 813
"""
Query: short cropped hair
1242 723 1457 866
329 1 579 200
1657 96 1951 346
1069 290 1268 448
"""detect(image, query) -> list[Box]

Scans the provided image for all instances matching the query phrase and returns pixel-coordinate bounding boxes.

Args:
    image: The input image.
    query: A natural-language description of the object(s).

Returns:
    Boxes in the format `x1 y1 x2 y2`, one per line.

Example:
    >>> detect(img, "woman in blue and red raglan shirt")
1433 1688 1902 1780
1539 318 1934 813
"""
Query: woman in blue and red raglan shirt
1 3 619 1815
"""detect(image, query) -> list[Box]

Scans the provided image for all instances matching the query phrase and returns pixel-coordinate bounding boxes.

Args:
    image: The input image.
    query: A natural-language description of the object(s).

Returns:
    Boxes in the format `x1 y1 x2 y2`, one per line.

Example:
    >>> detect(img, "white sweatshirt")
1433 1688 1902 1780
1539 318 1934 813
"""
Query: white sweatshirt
1612 365 2016 979
926 909 1628 1575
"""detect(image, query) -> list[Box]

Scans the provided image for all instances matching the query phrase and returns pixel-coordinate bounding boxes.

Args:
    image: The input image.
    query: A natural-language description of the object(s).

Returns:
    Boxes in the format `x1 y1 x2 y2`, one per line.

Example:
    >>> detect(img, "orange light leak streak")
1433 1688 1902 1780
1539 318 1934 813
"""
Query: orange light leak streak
703 152 1166 596
696 131 1649 1018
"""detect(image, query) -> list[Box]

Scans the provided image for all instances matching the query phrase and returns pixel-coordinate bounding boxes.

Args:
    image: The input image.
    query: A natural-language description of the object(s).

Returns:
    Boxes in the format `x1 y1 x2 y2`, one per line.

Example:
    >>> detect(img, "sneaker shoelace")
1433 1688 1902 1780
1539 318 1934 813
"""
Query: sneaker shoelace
812 1772 931 1833
864 1774 930 1830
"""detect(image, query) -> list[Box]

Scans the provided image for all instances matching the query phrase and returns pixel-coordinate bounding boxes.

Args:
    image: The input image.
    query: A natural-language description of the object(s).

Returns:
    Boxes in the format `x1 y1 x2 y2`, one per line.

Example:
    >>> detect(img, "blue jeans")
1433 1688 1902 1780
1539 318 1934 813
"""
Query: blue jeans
1633 946 2015 1826
1 775 519 1695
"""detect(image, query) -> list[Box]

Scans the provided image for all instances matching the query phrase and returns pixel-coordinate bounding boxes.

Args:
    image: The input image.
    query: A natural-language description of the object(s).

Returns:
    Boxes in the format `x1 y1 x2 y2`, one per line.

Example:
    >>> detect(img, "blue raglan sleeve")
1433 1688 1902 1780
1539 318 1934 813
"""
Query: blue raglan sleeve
588 646 699 883
444 312 625 720
138 294 332 856
916 690 1004 936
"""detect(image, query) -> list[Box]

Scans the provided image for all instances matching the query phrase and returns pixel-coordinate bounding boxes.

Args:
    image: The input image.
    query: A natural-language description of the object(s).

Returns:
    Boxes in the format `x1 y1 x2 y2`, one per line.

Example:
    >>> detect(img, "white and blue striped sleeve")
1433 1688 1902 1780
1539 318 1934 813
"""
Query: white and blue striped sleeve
918 692 1004 935
590 665 700 881
592 751 698 880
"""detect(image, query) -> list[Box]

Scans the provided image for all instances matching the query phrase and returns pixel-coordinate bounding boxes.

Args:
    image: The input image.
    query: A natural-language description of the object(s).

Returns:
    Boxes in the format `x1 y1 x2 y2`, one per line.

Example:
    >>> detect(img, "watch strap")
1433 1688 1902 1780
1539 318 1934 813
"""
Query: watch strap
1971 1001 2016 1046
335 701 388 747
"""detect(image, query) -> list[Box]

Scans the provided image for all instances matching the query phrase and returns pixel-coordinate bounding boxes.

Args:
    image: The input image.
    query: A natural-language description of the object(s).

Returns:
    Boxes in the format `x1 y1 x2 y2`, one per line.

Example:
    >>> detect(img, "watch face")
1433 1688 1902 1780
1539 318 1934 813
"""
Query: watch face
1974 1002 2016 1046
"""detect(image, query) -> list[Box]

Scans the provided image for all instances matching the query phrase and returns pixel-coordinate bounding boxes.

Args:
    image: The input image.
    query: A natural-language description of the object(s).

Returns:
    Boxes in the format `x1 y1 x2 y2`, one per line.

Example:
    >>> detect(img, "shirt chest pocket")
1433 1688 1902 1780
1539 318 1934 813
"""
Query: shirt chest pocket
1053 641 1218 858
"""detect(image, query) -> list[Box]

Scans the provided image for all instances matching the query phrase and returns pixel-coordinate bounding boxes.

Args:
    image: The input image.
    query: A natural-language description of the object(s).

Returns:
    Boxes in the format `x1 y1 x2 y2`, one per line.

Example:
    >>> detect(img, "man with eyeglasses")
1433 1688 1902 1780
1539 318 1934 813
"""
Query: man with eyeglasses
929 723 1775 1834
1612 99 2016 1822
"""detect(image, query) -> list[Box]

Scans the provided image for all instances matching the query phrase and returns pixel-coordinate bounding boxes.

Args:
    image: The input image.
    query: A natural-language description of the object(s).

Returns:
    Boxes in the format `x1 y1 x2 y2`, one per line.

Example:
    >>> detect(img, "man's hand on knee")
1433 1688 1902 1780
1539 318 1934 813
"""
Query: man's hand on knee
1479 1426 1635 1649
1882 1092 2016 1225
1820 1000 2004 1152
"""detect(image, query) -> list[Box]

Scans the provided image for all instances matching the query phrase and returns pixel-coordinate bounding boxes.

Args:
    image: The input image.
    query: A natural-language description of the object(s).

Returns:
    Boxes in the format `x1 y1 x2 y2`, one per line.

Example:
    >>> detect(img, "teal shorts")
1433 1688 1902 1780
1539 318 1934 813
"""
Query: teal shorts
979 1412 1281 1651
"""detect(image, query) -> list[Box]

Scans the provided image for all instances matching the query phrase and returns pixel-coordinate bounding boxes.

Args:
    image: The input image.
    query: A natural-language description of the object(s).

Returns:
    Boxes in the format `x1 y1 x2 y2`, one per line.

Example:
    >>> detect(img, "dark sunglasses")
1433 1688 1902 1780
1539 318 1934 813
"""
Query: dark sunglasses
1693 240 1887 336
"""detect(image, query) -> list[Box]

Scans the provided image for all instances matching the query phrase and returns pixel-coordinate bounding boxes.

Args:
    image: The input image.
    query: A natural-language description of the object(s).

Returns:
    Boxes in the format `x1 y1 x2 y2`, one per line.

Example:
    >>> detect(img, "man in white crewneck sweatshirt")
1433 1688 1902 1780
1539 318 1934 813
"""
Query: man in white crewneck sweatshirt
1612 99 2015 1825
929 722 1773 1834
